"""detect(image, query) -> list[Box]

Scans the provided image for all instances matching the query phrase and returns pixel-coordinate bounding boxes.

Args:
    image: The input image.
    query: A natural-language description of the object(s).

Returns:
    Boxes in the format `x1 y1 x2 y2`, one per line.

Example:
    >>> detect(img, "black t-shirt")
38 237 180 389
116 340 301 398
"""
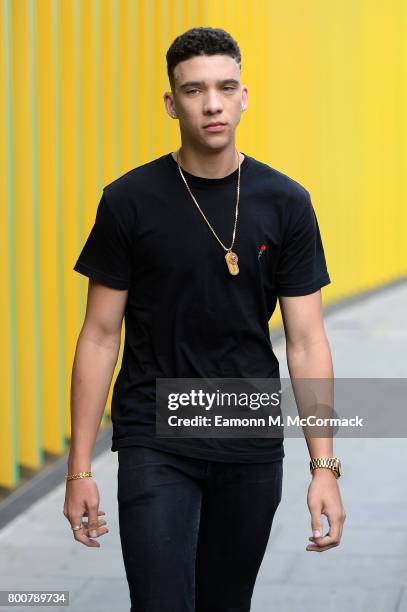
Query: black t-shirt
73 151 331 463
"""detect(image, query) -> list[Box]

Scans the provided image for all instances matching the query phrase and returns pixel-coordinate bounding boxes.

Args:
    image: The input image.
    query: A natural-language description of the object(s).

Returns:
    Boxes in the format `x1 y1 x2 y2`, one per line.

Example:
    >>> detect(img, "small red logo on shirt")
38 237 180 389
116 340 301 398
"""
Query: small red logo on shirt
258 244 267 259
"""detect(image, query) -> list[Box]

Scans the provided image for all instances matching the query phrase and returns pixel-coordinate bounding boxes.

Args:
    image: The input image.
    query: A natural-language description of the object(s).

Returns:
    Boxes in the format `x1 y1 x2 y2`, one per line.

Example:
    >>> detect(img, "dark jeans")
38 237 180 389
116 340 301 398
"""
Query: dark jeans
117 445 283 612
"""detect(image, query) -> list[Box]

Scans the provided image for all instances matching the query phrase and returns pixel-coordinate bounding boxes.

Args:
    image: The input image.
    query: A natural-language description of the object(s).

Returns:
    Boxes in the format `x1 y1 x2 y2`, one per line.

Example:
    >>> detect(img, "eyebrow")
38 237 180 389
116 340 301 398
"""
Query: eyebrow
179 79 240 90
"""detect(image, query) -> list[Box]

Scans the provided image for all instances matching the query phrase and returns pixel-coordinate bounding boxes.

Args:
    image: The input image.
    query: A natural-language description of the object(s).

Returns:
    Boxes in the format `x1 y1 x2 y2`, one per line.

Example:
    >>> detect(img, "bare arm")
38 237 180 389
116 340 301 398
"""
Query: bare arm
279 289 334 461
64 279 128 547
279 289 346 552
68 279 128 472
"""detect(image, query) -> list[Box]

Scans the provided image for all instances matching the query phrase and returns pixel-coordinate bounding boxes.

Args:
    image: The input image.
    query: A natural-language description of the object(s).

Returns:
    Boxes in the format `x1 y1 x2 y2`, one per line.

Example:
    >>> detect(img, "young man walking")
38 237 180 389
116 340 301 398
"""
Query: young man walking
64 27 346 612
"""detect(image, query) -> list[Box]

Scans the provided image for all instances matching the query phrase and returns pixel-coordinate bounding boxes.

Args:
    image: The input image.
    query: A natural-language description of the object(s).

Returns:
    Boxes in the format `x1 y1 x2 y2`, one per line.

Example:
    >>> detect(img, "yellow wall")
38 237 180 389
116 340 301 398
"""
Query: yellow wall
1 0 406 489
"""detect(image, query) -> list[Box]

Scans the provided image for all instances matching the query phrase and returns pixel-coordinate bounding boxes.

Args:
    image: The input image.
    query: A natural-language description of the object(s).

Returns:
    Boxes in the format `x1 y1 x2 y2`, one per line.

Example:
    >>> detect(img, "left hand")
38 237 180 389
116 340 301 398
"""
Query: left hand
306 468 346 552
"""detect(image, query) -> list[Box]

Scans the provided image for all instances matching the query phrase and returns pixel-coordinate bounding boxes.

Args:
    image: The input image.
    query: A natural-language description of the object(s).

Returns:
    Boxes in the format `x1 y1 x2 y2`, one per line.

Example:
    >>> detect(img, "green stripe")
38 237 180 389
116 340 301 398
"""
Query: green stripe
92 0 103 189
145 1 153 159
52 0 67 450
29 0 43 464
111 0 120 176
3 0 19 482
128 0 138 163
73 1 85 316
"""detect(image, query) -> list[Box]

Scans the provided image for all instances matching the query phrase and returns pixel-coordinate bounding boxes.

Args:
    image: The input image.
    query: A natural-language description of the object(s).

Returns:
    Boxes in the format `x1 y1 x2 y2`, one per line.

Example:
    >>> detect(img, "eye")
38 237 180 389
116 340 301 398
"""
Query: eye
186 87 236 94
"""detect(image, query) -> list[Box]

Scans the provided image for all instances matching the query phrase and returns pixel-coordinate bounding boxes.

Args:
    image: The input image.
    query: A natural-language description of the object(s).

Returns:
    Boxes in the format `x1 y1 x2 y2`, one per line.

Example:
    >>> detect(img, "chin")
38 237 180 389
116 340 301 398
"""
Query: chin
201 134 231 146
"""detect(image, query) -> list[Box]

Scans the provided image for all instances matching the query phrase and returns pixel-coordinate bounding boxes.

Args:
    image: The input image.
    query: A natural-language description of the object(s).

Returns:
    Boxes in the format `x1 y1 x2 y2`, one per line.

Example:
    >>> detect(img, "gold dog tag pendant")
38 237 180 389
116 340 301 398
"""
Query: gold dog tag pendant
225 250 239 276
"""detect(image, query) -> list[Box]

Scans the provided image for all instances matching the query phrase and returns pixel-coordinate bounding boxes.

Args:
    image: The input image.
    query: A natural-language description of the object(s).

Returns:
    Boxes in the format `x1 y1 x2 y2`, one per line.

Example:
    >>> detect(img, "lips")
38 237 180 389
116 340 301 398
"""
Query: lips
203 123 227 132
204 122 226 128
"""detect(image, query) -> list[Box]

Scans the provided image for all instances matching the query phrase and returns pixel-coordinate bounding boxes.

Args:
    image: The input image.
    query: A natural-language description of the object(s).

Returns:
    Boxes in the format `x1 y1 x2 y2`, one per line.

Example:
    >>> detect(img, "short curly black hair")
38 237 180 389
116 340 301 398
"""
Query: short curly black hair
166 27 241 91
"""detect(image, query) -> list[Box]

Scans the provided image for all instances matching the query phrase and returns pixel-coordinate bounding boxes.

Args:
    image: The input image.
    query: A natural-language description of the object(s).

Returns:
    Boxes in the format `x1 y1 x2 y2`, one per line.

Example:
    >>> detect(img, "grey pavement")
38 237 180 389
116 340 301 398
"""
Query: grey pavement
1 281 406 612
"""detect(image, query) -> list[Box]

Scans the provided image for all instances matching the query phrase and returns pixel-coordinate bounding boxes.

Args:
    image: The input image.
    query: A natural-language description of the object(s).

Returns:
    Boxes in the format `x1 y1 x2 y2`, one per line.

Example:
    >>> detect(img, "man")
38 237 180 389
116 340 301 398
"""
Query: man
64 26 346 612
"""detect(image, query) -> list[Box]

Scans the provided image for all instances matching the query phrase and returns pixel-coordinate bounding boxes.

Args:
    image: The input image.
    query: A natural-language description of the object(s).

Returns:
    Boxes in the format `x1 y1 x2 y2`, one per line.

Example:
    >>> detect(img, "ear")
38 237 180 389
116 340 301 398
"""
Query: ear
163 92 177 118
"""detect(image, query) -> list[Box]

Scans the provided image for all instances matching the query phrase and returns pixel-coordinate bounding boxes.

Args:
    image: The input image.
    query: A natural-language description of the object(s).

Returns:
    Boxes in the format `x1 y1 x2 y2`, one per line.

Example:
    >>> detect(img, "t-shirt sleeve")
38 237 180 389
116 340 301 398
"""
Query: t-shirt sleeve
275 189 331 296
73 188 133 290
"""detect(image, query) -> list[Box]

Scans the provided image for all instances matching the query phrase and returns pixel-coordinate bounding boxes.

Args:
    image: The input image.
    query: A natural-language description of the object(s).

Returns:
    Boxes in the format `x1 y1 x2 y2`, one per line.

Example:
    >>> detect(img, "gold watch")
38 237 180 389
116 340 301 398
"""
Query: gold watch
310 457 341 479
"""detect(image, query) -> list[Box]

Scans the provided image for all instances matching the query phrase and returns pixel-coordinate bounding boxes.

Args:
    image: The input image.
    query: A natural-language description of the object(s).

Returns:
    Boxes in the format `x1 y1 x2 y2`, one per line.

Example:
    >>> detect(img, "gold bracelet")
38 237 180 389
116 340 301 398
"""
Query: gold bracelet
65 471 92 481
309 457 341 478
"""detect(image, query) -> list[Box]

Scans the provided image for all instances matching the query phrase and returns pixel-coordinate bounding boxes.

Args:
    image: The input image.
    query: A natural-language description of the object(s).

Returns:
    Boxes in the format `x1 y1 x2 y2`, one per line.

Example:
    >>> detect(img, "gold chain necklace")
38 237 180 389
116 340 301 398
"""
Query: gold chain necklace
176 147 241 276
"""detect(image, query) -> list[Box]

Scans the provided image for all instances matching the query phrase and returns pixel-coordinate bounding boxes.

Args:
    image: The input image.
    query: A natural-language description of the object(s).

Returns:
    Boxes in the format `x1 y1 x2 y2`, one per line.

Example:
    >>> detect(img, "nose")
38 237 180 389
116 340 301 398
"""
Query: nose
203 91 223 114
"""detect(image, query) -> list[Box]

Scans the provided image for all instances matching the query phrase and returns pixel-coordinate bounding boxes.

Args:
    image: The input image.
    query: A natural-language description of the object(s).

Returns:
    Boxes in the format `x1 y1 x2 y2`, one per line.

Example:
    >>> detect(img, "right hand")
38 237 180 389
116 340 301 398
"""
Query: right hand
63 476 109 547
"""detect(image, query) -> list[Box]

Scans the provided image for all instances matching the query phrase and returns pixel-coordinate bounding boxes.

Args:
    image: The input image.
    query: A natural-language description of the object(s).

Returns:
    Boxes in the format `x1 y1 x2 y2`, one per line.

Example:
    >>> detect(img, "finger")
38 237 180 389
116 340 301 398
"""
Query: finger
82 510 106 517
82 520 108 534
69 513 85 532
306 542 337 552
307 526 341 552
82 520 107 534
310 508 324 540
84 527 109 538
71 524 101 547
82 519 107 528
310 516 342 548
73 529 101 547
69 515 100 548
309 533 338 547
87 505 101 538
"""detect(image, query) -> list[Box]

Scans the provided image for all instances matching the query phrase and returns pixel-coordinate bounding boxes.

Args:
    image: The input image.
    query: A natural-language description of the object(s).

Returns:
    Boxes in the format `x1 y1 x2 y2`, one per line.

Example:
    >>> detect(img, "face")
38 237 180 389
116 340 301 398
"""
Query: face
164 54 248 150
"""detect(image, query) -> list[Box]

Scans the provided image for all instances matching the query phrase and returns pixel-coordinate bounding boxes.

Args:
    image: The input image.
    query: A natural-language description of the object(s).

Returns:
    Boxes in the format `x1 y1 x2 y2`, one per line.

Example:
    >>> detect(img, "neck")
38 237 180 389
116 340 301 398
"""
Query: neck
171 144 244 179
